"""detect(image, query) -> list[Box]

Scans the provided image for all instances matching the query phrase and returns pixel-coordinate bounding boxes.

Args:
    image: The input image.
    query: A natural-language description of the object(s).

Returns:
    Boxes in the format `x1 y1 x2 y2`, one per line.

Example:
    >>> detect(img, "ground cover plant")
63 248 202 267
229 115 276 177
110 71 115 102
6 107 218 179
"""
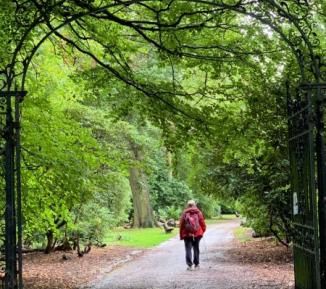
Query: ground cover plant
233 226 253 243
104 227 178 248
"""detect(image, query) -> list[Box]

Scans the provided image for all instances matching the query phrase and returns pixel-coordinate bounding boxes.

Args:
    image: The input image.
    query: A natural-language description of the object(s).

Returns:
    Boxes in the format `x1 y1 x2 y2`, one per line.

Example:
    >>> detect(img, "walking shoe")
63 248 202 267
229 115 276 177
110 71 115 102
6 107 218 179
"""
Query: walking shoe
187 265 193 271
194 265 200 270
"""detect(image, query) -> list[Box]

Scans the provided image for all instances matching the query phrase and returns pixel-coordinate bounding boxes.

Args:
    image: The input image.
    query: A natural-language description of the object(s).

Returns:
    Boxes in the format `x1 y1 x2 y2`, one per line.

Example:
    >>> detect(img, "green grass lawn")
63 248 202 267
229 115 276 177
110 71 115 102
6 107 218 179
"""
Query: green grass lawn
105 215 238 248
233 226 253 242
205 214 238 224
104 227 179 248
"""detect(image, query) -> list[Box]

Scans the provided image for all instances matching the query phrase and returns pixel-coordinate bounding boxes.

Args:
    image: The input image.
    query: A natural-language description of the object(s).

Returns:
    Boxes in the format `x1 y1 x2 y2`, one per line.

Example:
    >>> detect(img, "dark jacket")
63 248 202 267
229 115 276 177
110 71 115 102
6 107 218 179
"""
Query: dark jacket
179 206 206 240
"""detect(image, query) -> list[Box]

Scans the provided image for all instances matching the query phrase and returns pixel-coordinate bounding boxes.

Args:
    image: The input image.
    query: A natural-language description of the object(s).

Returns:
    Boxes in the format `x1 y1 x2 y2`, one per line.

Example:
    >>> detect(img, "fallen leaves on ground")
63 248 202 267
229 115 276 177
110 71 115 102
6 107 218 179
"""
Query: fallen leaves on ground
23 246 144 289
227 238 294 289
228 237 293 265
23 238 295 289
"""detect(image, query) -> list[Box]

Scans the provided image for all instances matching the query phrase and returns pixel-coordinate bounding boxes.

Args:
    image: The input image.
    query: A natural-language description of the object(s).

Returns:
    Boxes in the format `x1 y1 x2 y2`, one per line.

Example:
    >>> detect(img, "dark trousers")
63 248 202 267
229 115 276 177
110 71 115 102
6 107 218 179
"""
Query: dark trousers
184 236 202 266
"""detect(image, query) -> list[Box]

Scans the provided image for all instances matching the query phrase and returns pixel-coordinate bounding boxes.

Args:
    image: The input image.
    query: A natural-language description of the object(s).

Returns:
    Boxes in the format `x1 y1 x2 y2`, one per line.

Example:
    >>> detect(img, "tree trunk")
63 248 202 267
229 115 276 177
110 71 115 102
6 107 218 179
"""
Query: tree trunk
166 149 174 180
128 142 154 228
44 230 54 254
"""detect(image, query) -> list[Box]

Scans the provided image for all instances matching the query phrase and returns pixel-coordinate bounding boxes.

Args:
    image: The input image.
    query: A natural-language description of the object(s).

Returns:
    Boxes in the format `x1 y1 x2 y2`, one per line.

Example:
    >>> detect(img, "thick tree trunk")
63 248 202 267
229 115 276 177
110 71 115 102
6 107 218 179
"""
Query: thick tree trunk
166 150 173 180
128 142 154 228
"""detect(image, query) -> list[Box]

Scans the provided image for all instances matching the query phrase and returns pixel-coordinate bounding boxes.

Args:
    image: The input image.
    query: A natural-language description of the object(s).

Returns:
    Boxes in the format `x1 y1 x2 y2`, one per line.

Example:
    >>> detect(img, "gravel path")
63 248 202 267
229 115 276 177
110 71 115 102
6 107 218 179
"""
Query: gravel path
85 220 293 289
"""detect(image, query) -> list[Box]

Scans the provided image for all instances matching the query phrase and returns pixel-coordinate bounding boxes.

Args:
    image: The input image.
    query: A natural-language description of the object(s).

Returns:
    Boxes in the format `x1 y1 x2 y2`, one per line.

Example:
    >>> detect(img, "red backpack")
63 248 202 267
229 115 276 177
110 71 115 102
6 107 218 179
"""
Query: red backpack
184 211 200 235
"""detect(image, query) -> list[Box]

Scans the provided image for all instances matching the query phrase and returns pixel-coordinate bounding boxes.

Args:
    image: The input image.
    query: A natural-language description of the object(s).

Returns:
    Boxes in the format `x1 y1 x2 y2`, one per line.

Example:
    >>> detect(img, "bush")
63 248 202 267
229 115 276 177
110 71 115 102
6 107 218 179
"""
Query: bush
157 206 182 220
73 202 115 243
149 163 193 219
196 194 220 219
219 203 236 214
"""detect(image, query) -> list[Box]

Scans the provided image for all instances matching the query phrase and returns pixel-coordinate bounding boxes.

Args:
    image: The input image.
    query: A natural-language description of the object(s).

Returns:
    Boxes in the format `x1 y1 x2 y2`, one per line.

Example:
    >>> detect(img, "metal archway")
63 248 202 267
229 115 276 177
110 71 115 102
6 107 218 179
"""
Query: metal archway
0 1 324 288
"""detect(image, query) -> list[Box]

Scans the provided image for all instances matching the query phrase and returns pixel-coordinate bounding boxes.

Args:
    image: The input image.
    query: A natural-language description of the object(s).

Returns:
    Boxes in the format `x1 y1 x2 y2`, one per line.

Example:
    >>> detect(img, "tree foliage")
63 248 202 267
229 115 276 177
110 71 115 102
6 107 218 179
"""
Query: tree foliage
0 0 324 250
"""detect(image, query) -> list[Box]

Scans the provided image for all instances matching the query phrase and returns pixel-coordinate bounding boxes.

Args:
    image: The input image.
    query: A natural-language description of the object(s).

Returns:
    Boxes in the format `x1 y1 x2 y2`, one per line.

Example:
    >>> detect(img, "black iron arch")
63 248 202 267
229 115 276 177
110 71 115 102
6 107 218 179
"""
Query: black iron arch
2 0 325 92
0 1 324 289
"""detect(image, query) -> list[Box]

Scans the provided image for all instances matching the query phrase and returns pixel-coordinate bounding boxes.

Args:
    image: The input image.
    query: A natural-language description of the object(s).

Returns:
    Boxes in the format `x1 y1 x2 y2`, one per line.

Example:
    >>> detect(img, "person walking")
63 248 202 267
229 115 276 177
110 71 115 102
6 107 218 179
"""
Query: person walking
179 200 206 271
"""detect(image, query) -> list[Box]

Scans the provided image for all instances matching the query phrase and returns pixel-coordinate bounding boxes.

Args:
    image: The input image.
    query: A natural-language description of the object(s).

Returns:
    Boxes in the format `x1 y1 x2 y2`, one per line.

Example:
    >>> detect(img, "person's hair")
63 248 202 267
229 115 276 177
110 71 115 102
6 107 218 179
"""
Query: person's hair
187 200 196 207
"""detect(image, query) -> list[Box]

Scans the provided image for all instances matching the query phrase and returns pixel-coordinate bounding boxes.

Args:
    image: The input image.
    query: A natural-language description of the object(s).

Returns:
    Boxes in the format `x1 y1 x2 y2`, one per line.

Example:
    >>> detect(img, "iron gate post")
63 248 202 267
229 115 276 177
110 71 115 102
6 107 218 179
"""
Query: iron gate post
15 91 23 289
0 90 25 289
315 83 326 288
289 83 326 289
4 90 17 289
287 83 322 289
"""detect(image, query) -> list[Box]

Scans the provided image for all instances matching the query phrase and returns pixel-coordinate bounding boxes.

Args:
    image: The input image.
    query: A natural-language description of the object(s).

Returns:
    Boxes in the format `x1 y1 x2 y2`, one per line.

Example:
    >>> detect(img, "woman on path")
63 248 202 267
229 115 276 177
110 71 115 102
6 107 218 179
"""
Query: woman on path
179 200 206 270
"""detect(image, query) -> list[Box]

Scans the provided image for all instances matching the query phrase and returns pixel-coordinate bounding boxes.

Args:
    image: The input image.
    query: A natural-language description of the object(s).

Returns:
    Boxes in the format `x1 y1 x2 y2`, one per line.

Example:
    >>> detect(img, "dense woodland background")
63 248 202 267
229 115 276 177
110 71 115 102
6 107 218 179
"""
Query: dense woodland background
0 0 325 253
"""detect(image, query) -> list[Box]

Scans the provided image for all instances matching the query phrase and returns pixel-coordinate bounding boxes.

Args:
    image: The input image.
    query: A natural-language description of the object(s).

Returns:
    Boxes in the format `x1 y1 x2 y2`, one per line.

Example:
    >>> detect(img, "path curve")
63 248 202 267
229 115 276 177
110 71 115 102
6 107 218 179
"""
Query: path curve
85 220 292 289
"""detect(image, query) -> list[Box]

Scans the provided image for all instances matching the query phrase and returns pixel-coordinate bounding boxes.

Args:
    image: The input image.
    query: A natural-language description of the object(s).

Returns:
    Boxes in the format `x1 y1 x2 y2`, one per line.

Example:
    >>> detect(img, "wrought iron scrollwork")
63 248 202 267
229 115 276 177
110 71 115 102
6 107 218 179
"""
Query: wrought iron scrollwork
293 224 315 253
287 84 322 288
255 1 323 82
288 99 309 138
288 90 314 219
216 0 324 82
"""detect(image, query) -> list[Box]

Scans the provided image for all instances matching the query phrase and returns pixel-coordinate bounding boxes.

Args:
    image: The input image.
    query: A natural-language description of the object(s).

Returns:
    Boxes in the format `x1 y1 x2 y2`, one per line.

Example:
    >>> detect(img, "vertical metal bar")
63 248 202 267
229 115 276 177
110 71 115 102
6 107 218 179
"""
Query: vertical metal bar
15 88 23 289
315 84 326 287
307 87 321 289
286 81 295 220
4 89 16 289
